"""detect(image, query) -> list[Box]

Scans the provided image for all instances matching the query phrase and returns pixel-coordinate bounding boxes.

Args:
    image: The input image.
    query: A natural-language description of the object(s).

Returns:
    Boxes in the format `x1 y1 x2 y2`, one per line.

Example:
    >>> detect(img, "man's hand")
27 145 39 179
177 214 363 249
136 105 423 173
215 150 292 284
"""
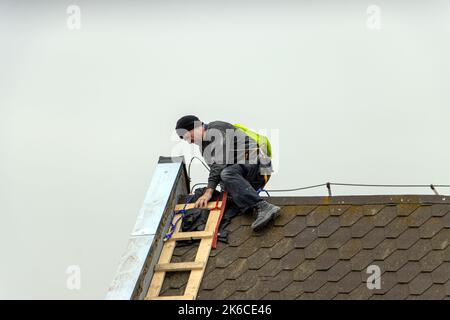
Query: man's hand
194 188 214 208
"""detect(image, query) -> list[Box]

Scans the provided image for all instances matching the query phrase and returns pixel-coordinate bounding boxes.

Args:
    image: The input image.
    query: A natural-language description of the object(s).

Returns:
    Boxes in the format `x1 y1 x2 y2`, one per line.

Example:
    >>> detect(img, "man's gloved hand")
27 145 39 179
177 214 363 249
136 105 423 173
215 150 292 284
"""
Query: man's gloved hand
194 188 214 208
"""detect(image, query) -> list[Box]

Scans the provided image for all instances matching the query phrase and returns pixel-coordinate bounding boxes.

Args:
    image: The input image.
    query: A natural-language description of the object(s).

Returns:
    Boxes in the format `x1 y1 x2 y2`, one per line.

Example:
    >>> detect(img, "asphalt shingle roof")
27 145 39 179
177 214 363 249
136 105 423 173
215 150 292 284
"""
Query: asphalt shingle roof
159 195 450 299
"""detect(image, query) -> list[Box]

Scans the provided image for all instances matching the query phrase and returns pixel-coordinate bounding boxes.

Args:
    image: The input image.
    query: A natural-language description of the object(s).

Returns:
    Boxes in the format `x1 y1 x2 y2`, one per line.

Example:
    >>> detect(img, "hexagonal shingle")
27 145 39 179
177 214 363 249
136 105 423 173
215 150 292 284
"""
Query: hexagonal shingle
173 242 198 257
268 237 295 259
268 270 295 292
247 248 271 270
326 227 352 249
384 250 409 272
305 238 328 259
315 249 340 271
421 250 444 272
258 259 284 278
431 204 450 217
313 282 339 299
258 227 285 248
431 262 450 284
227 225 252 247
339 239 363 260
350 250 375 271
419 284 447 300
382 283 410 300
397 204 420 217
396 261 422 283
385 217 408 238
293 260 316 281
306 206 330 227
443 211 450 228
396 228 420 250
243 280 271 300
226 217 242 233
234 269 259 291
361 227 385 249
294 205 317 216
204 256 217 276
327 260 352 282
445 280 450 296
408 273 433 295
273 206 298 226
209 241 227 258
407 239 433 261
340 206 363 227
279 281 304 299
329 205 350 216
302 271 328 293
201 268 228 290
208 279 237 300
318 216 340 237
280 249 305 270
224 258 248 280
419 217 444 239
215 246 240 268
283 216 307 237
181 245 200 261
294 227 318 248
372 239 397 260
431 228 450 250
406 205 432 227
237 236 260 258
444 246 450 262
338 271 362 294
351 216 376 238
373 206 397 227
161 270 189 292
363 204 385 216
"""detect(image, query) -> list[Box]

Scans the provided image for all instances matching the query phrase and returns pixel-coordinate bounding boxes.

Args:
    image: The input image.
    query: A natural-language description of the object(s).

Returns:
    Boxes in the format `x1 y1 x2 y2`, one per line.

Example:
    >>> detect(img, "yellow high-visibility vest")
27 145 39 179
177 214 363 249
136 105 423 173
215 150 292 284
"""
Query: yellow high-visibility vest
233 124 272 158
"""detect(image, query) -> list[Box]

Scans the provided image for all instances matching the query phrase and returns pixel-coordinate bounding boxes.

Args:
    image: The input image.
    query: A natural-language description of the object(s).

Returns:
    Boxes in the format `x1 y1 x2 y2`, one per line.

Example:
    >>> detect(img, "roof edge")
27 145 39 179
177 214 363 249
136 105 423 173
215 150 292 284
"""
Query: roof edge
265 194 450 206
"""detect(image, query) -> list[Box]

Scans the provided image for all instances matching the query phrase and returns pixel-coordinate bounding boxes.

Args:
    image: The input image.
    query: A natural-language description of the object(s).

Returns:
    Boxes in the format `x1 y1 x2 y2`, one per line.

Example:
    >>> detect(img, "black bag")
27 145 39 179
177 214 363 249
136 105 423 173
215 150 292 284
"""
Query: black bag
177 187 242 246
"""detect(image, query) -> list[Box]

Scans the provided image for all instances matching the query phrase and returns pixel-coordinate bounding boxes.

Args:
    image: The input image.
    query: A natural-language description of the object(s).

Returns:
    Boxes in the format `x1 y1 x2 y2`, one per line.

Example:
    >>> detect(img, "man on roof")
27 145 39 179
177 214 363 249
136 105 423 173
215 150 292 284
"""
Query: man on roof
175 115 281 231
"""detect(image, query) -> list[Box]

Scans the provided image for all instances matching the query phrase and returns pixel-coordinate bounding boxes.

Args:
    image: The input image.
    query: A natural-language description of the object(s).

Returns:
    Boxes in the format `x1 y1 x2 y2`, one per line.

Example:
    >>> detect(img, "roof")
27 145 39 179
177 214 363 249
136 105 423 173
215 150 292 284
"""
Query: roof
159 195 450 300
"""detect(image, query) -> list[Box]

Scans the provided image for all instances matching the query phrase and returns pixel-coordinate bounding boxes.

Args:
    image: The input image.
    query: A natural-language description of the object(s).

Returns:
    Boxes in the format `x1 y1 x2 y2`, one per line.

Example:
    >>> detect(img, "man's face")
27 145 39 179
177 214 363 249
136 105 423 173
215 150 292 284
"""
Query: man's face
182 126 203 145
181 129 194 144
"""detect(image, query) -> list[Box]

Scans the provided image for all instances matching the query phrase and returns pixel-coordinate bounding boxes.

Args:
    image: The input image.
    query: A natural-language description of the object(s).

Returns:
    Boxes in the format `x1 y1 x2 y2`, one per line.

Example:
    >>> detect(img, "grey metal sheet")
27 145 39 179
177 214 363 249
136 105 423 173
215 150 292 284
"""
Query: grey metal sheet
106 158 186 300
131 162 184 236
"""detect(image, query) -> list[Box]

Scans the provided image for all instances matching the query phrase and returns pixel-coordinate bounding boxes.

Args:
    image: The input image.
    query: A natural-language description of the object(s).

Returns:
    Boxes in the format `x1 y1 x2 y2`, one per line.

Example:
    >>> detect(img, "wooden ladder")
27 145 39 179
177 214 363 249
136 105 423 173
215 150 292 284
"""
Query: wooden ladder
145 199 225 300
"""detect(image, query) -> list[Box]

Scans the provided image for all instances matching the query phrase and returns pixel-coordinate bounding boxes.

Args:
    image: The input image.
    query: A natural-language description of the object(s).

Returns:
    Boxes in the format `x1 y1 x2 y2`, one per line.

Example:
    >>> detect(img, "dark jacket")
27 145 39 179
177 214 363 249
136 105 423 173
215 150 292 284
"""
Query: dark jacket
200 121 271 190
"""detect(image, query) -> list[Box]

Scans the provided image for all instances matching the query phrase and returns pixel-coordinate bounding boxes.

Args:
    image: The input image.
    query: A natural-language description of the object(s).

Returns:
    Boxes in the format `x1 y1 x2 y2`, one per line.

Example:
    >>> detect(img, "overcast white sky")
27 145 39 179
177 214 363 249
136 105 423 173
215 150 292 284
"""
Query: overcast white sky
1 0 450 299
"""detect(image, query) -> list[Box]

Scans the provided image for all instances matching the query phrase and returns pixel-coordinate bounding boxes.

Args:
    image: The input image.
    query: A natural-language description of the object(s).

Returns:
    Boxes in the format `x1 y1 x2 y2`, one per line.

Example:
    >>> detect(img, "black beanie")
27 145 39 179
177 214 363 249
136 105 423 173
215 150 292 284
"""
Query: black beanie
175 115 202 137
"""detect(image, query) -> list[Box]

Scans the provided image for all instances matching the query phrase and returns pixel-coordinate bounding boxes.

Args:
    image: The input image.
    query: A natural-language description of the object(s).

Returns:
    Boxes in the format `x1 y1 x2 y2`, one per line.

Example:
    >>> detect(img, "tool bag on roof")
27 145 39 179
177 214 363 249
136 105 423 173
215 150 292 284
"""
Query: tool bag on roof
233 124 272 158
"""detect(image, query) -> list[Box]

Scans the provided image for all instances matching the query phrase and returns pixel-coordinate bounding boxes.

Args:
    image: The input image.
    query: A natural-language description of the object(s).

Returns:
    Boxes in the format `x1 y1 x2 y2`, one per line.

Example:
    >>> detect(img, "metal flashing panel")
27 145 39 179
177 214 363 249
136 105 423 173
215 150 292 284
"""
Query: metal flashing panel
106 156 188 300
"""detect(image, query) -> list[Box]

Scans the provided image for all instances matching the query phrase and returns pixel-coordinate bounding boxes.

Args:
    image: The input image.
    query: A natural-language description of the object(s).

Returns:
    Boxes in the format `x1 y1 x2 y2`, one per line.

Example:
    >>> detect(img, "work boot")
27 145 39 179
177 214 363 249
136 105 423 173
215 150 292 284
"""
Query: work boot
251 201 281 231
